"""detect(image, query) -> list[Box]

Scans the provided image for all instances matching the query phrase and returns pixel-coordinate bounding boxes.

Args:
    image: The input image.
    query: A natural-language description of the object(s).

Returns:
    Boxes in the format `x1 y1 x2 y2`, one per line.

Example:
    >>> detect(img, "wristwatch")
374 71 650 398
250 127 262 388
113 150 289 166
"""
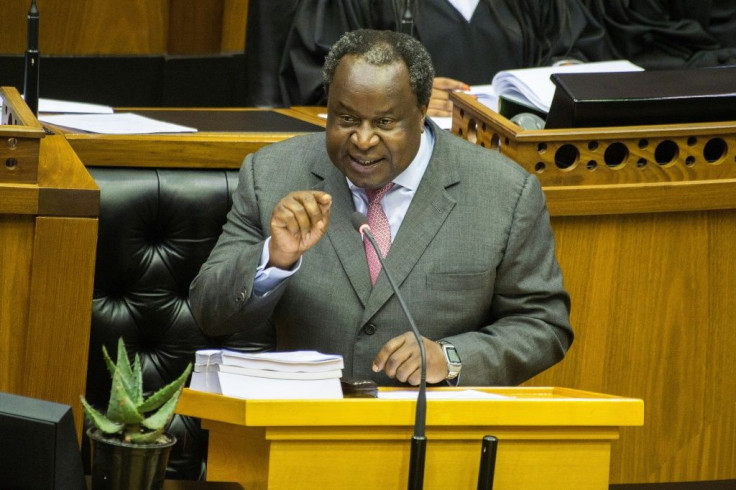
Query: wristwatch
437 340 462 380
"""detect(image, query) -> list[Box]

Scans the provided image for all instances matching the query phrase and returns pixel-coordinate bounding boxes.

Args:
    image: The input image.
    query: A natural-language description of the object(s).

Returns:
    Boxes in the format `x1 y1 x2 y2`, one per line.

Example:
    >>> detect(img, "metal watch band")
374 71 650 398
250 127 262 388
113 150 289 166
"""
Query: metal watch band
437 340 461 380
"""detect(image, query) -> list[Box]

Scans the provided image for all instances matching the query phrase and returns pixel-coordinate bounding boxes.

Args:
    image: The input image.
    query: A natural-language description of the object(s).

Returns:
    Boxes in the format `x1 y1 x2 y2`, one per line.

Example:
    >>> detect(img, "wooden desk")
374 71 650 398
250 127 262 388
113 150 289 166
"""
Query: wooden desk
0 88 98 439
60 107 326 169
177 387 643 490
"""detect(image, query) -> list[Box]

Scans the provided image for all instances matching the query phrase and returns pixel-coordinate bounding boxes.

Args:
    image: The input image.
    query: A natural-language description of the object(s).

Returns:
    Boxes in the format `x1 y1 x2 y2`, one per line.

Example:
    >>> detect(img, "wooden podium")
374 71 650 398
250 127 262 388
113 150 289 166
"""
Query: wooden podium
177 387 643 489
0 87 99 438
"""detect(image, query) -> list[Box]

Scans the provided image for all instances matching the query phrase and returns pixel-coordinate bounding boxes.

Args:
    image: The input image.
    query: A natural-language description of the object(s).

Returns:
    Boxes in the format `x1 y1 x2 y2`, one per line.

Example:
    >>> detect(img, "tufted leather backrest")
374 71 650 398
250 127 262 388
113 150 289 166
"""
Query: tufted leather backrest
85 167 274 479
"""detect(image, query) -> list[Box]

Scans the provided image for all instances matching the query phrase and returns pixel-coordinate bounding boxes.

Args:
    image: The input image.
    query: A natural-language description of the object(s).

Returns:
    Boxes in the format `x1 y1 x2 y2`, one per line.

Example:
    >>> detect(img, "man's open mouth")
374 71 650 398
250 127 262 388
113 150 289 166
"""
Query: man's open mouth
351 155 381 166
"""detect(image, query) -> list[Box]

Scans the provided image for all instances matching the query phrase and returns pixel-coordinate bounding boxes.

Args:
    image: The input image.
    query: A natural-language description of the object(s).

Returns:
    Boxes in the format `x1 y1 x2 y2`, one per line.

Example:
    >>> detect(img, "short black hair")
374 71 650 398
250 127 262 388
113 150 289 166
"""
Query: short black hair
322 29 435 108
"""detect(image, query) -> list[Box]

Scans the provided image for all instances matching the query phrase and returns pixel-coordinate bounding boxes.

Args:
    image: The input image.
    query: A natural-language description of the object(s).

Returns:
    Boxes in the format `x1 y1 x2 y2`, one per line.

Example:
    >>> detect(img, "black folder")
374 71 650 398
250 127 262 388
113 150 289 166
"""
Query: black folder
545 66 736 129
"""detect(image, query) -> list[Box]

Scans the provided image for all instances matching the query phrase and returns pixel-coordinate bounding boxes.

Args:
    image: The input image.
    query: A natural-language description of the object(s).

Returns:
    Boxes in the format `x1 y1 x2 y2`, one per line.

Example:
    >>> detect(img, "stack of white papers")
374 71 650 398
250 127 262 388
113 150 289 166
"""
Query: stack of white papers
190 350 344 400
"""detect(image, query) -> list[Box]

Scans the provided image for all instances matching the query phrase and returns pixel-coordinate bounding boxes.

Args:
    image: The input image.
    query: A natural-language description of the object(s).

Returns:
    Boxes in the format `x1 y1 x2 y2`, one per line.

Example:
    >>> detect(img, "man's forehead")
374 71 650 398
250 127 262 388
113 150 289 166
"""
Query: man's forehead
336 54 407 75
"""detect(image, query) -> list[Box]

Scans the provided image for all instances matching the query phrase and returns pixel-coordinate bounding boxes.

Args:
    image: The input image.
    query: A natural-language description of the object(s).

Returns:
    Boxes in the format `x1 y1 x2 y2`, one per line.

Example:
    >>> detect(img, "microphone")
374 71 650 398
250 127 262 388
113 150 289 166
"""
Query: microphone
351 211 427 490
477 435 498 489
400 0 414 37
509 112 545 130
24 0 40 117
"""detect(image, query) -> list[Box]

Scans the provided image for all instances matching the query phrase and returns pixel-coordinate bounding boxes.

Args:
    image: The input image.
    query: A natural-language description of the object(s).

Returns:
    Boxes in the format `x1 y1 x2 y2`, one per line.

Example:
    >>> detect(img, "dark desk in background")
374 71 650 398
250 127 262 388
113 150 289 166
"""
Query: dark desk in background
60 107 326 169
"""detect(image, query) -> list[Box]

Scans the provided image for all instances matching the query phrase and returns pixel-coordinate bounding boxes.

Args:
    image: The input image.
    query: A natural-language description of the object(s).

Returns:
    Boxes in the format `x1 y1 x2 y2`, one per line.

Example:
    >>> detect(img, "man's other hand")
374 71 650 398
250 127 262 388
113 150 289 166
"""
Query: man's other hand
428 77 469 117
372 331 448 385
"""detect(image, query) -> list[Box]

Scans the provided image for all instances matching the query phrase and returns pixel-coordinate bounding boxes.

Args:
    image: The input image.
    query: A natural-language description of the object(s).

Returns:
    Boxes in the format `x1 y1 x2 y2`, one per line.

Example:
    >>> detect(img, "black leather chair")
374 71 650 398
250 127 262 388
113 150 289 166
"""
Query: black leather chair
84 167 274 479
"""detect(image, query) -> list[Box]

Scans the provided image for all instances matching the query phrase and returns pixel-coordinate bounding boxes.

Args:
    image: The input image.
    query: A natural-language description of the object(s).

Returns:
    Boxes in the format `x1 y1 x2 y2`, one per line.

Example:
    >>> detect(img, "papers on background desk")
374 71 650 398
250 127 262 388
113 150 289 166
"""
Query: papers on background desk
431 60 642 129
491 59 643 114
38 98 113 114
378 389 510 400
39 113 197 134
0 97 114 115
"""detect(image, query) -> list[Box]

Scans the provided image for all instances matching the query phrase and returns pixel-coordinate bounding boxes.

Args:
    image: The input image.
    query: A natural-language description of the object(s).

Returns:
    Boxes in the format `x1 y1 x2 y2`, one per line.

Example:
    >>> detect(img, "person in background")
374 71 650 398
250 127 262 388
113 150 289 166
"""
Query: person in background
190 29 572 387
583 0 736 69
278 0 614 116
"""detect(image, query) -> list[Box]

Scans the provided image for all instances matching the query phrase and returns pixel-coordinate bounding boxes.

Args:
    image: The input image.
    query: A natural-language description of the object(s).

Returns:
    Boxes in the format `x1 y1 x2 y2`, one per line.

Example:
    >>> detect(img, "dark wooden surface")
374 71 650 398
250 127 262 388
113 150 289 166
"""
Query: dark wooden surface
86 477 244 489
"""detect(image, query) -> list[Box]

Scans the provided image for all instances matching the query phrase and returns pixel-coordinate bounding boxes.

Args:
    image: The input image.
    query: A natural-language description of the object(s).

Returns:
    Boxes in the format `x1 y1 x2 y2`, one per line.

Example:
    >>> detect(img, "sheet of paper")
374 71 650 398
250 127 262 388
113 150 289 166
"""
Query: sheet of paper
377 389 510 400
38 98 114 114
39 113 197 134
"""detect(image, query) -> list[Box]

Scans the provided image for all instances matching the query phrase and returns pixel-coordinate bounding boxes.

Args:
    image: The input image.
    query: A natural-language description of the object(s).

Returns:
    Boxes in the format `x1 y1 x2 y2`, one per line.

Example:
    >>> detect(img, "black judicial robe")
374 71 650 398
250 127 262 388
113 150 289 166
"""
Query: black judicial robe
583 0 736 69
278 0 614 106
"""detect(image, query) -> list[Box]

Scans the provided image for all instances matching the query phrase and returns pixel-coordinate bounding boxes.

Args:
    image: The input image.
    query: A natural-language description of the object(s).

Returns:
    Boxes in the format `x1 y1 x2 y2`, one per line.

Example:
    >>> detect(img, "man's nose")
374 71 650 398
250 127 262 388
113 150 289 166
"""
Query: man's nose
351 123 379 149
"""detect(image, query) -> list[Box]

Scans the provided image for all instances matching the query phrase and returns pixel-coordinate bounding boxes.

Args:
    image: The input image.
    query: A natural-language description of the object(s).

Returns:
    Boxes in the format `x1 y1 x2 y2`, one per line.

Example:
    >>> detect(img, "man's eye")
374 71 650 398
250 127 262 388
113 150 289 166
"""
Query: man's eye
377 119 394 128
340 115 357 125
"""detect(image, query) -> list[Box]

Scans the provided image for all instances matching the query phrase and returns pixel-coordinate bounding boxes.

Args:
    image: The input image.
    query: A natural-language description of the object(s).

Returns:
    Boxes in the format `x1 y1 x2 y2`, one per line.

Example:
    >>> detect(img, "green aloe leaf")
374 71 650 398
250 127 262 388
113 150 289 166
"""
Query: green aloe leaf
131 353 143 405
126 428 165 444
81 396 124 434
141 391 181 431
137 363 192 413
102 344 116 379
104 339 139 403
106 365 144 424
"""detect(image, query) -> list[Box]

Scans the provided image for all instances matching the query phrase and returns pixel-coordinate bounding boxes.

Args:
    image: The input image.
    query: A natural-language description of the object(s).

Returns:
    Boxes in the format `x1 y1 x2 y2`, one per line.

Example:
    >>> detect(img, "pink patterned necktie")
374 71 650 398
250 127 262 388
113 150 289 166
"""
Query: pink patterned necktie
365 183 394 285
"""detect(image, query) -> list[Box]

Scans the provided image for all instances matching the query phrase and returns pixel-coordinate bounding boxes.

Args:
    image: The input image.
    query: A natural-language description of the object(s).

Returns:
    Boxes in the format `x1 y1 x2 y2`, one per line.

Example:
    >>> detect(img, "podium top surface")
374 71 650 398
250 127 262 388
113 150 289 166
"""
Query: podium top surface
178 387 643 428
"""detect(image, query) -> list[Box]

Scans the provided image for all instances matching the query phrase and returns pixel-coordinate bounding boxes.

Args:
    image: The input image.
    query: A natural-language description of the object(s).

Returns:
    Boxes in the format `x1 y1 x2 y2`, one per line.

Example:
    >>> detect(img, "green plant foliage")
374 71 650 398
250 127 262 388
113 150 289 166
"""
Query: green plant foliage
81 338 192 444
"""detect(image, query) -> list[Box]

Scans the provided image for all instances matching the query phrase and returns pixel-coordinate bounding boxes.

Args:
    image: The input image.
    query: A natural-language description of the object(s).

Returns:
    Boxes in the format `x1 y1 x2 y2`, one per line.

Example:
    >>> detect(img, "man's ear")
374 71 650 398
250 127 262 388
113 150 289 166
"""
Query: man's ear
420 105 428 131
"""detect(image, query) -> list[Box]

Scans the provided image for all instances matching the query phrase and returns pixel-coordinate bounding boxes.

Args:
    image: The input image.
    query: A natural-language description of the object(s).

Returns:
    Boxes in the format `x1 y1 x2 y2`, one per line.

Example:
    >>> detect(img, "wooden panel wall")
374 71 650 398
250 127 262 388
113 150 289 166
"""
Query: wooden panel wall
0 0 248 55
525 209 736 483
449 91 736 484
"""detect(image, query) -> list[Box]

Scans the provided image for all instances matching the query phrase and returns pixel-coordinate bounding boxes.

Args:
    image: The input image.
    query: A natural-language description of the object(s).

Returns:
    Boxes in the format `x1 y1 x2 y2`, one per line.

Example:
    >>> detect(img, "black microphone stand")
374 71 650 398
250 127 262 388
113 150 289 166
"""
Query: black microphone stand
400 0 414 37
24 0 40 117
356 215 427 490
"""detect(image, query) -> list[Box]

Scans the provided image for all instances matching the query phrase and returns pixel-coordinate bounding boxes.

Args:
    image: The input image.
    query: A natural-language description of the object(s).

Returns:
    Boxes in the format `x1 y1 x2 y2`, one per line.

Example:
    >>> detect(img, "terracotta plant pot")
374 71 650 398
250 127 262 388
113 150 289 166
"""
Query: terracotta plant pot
87 428 176 490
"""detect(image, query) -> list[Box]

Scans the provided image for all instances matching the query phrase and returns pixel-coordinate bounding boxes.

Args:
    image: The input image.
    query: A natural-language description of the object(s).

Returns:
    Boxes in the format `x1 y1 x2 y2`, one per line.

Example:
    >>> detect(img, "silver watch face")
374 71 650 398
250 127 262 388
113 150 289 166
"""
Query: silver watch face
445 346 461 364
440 342 461 378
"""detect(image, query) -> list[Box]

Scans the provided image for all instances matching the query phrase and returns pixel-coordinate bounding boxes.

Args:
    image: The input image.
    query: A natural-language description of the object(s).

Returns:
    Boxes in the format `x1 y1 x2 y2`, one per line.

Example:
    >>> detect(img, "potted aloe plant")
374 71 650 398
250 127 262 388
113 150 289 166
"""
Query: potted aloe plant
81 338 192 490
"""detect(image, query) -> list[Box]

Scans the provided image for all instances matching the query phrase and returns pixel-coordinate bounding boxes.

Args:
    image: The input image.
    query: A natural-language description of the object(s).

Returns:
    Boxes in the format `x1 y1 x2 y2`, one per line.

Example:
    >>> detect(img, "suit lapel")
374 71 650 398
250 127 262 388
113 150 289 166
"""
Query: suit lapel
311 159 373 307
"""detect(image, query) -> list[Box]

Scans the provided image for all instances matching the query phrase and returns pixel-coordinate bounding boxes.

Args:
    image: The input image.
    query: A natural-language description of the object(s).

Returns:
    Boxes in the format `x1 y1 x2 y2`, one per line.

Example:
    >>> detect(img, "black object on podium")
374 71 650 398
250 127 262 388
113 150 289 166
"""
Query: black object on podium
545 66 736 129
23 0 40 116
477 435 498 490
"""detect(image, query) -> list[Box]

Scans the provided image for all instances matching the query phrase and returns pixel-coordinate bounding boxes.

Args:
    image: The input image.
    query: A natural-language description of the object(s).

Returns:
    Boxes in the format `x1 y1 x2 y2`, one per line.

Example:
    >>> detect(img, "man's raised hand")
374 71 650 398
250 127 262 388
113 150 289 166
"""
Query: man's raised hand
268 190 332 269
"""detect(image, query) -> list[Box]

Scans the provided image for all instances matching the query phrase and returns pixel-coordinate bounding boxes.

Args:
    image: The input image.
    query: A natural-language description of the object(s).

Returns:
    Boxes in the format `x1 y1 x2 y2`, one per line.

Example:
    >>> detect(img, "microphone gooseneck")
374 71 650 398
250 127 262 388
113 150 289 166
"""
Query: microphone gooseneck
24 0 40 116
352 211 427 490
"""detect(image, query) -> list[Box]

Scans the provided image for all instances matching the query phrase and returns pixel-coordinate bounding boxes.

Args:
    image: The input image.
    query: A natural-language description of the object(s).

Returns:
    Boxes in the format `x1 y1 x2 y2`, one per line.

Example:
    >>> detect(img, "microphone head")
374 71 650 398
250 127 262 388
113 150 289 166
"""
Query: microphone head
351 211 368 230
351 212 370 238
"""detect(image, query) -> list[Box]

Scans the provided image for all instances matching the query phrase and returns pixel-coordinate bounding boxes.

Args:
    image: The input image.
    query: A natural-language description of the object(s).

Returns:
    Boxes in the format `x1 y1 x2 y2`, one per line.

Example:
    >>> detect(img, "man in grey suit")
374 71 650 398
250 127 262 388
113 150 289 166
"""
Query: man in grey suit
190 29 572 387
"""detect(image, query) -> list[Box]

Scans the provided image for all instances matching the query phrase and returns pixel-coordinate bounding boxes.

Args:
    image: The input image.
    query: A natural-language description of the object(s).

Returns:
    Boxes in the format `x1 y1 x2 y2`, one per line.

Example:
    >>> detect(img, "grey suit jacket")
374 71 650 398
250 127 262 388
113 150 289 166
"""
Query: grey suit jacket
190 121 572 386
